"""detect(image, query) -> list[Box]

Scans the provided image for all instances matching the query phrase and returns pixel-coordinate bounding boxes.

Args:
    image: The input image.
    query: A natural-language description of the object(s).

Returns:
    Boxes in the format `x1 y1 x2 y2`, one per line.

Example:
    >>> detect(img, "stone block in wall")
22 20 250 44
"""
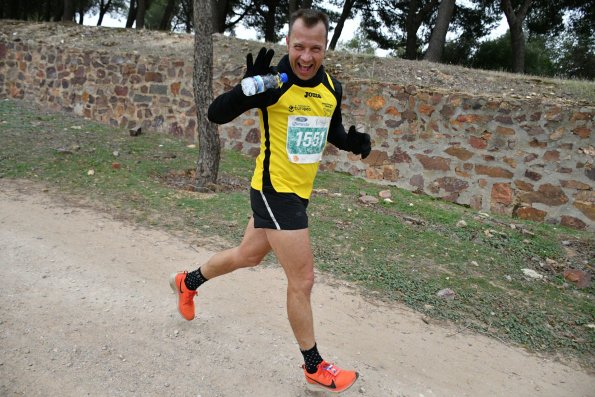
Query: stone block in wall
560 216 587 230
418 103 435 117
519 184 569 206
363 150 389 166
529 139 547 148
523 125 546 136
245 128 260 144
170 82 181 96
469 135 487 149
573 127 590 138
469 195 482 210
475 165 513 179
149 84 168 95
496 126 515 136
145 71 163 82
549 127 565 140
503 157 517 168
432 177 469 194
391 147 411 163
543 150 560 161
560 180 591 190
133 94 152 103
383 165 399 181
366 95 385 111
409 174 424 192
416 154 450 171
491 183 513 205
570 112 592 122
365 167 384 180
514 206 547 222
545 107 563 121
444 146 473 161
455 166 471 178
515 180 534 191
573 191 594 221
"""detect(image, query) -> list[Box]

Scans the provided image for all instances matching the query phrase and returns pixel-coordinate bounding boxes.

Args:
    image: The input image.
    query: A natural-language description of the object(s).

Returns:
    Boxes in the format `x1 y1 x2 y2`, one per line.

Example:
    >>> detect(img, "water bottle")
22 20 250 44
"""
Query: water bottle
241 72 288 96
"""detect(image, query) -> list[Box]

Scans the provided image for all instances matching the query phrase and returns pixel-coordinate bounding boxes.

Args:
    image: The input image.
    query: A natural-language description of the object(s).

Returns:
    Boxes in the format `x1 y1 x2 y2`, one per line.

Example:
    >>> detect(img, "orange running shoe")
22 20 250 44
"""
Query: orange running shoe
169 271 197 321
303 360 359 393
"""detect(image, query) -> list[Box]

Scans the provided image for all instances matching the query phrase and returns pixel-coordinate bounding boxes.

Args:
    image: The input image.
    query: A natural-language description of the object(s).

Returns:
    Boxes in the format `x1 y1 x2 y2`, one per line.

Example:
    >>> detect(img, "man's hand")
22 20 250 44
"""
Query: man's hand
245 47 275 78
347 126 371 159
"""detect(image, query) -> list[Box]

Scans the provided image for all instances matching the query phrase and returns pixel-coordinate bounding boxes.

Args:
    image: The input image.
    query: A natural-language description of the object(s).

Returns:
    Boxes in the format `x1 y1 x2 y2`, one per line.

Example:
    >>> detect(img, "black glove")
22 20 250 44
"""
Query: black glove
244 47 275 78
347 126 371 159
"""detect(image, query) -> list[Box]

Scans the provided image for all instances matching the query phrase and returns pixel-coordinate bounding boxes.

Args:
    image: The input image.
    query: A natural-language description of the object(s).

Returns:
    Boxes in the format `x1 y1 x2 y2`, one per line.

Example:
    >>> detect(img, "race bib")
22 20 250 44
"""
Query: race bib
286 115 331 164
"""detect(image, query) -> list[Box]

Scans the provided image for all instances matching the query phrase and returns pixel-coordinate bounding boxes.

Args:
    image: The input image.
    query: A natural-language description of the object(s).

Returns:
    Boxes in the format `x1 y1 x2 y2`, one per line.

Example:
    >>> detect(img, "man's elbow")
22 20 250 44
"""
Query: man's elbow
207 107 225 124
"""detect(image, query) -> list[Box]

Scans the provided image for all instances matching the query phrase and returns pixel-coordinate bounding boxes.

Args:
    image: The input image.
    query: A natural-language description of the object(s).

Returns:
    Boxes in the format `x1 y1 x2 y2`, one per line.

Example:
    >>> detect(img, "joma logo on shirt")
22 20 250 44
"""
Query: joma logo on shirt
304 92 322 99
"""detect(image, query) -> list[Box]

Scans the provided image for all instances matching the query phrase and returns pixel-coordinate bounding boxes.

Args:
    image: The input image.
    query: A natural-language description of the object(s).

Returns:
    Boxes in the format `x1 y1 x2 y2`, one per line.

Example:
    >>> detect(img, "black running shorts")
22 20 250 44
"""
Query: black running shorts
250 188 309 230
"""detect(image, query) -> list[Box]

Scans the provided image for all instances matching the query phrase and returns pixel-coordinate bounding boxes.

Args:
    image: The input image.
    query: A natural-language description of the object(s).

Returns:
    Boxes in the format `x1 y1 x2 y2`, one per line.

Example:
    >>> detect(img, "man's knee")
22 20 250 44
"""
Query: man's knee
235 246 266 268
289 269 315 294
243 253 265 267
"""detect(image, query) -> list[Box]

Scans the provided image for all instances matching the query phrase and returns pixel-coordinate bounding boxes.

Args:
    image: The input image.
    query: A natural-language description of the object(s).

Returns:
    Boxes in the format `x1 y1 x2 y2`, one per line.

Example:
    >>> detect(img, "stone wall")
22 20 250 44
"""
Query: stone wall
1 37 593 230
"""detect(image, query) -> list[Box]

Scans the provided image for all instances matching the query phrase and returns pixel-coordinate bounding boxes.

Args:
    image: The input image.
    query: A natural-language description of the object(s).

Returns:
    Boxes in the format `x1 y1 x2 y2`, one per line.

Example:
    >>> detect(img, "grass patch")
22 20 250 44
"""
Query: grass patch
1 98 593 367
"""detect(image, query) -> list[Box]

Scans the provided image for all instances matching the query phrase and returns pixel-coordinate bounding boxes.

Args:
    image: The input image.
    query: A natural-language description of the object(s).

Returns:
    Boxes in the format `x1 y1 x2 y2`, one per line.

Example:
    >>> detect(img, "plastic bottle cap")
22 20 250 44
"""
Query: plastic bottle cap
279 73 288 83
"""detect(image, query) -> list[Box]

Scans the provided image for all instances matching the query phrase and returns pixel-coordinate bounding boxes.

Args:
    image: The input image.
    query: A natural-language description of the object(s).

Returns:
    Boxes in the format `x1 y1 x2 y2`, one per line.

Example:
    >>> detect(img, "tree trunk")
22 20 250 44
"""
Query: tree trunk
404 0 420 59
97 0 112 26
289 0 300 17
62 0 74 22
423 0 455 62
509 21 525 73
159 0 178 30
500 0 533 73
136 0 147 29
263 0 278 42
193 0 220 189
126 0 137 28
211 0 227 33
329 0 356 50
77 2 86 25
404 0 440 60
44 0 53 21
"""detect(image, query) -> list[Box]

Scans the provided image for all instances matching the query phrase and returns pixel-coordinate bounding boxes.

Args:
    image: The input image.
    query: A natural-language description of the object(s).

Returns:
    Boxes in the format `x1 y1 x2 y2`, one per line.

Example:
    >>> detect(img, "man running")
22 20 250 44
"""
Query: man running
170 8 371 393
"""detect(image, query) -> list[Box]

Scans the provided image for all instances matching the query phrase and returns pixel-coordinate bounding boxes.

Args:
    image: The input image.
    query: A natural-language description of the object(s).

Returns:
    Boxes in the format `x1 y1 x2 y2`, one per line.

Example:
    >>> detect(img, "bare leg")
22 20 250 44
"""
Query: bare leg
200 217 272 280
265 228 316 350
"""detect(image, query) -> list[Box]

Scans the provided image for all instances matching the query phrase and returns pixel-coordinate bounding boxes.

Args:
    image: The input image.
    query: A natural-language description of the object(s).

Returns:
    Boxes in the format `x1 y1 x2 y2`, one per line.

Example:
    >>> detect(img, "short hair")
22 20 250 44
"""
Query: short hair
289 8 329 38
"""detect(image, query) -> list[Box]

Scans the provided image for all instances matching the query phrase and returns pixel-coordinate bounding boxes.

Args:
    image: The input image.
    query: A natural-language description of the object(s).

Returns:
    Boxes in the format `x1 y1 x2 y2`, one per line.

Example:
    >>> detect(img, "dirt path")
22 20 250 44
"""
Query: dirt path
0 179 593 397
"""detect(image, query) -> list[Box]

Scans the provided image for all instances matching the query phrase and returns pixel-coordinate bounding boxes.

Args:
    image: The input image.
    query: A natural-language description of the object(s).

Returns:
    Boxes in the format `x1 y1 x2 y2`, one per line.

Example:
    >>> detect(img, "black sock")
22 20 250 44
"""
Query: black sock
184 267 208 290
301 343 323 374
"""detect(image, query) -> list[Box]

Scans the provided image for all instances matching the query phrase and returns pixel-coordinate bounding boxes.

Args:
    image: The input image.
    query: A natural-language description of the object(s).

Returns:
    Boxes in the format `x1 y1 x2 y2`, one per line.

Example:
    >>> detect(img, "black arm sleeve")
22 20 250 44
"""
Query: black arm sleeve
326 78 349 151
208 84 262 125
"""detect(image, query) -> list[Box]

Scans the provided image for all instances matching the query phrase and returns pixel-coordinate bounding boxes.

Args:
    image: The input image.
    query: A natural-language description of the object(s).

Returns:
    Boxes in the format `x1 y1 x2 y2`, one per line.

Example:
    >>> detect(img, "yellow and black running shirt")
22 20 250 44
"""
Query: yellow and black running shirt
208 55 350 199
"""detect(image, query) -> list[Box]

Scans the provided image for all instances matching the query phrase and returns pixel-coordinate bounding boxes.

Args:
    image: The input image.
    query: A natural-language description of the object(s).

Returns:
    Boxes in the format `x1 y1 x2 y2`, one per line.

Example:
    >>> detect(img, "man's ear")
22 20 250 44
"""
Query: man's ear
285 35 289 47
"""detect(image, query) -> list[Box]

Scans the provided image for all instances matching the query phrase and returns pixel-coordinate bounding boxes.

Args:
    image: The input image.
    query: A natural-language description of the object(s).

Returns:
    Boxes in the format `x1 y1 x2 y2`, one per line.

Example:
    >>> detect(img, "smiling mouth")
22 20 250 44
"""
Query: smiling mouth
298 62 313 74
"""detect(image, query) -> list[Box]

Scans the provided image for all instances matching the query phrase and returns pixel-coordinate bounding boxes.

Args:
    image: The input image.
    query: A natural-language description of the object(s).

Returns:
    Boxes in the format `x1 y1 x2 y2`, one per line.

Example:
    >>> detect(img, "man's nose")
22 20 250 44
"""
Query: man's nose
300 50 313 62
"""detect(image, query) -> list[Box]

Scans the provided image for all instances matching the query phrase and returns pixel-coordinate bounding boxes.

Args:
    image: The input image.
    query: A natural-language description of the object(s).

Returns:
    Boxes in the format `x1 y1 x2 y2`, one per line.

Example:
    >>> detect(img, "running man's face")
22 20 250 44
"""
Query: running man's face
286 18 327 81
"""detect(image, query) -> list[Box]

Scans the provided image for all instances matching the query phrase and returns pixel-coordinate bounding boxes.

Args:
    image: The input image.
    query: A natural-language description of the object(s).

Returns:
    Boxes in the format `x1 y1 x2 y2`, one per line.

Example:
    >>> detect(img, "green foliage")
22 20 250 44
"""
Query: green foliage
553 34 595 80
0 0 126 23
143 0 168 29
337 27 376 55
524 36 556 76
471 31 556 77
471 32 513 71
360 0 440 58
